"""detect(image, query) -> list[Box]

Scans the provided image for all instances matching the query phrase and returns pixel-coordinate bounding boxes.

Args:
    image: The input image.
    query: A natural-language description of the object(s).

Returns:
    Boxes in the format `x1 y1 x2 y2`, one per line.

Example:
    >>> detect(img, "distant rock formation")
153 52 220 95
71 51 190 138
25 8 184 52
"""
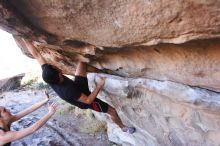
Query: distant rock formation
0 73 24 93
0 1 220 145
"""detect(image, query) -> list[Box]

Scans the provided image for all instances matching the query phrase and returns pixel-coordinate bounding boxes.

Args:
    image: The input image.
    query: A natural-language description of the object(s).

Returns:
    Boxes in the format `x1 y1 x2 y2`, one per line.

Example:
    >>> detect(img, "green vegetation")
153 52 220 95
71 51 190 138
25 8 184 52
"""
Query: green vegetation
36 82 50 90
78 110 107 133
21 71 50 90
57 104 76 115
108 141 121 146
56 102 107 133
21 72 38 87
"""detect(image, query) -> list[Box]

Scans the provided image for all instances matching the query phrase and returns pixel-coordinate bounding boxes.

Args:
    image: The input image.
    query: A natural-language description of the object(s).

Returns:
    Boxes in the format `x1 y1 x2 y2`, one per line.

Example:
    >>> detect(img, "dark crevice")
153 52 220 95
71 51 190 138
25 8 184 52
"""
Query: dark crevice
63 39 87 48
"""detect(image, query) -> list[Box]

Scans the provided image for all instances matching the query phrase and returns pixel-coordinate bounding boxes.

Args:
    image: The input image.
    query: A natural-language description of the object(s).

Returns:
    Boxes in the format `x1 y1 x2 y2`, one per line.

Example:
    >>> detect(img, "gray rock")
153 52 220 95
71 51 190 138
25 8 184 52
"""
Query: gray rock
0 74 24 93
88 73 220 146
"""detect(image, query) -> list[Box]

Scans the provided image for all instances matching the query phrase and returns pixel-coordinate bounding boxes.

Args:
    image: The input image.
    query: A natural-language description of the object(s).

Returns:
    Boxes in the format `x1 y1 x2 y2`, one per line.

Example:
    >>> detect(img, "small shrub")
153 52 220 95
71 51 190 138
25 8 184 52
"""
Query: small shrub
21 71 40 87
21 77 38 87
36 82 50 90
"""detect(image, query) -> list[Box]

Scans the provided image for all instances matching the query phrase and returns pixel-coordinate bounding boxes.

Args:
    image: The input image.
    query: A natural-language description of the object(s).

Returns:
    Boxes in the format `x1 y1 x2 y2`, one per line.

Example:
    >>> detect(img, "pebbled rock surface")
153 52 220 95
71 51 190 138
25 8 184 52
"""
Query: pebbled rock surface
0 1 220 146
4 0 220 47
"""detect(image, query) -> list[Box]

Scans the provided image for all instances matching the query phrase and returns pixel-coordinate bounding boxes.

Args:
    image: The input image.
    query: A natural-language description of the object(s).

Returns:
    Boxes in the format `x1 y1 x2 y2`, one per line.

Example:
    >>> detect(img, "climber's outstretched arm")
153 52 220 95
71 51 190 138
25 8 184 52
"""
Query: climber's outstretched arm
22 38 46 65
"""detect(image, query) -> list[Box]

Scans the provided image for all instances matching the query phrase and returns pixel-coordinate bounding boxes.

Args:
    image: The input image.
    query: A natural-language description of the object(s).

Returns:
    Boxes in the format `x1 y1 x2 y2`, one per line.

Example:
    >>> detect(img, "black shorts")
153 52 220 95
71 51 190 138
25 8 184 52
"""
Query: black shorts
75 76 109 113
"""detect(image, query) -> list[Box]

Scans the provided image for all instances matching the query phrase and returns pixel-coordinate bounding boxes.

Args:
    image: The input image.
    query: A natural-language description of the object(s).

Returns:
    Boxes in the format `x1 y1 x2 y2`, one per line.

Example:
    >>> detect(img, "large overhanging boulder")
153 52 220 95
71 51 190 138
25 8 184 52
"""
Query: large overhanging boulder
0 0 220 146
3 0 220 47
0 0 220 92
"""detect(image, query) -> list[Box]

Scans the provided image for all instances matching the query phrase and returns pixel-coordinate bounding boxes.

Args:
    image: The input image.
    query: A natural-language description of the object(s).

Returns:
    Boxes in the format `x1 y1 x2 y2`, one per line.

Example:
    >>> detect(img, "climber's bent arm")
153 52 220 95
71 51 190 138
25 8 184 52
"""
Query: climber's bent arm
78 84 103 104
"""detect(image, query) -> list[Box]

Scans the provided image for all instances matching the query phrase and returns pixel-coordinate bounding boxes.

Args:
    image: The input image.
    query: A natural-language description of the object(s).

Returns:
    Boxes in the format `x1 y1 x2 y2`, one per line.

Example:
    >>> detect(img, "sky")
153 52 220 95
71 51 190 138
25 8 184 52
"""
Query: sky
0 29 39 79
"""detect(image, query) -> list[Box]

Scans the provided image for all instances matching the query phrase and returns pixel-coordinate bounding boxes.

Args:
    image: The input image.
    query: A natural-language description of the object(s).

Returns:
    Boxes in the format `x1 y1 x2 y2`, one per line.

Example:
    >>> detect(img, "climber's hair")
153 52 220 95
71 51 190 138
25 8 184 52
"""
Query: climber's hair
41 64 60 84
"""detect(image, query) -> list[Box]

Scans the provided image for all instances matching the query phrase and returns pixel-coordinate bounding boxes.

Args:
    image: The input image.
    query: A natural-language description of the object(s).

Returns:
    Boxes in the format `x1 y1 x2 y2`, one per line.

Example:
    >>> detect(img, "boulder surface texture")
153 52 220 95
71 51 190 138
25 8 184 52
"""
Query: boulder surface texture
0 74 24 93
0 0 220 146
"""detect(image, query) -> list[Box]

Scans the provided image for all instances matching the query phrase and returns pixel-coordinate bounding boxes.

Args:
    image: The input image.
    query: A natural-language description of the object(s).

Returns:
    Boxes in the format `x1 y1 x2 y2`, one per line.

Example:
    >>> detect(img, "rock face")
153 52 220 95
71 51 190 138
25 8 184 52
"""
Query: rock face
0 0 220 146
3 0 220 47
0 74 24 93
88 74 220 146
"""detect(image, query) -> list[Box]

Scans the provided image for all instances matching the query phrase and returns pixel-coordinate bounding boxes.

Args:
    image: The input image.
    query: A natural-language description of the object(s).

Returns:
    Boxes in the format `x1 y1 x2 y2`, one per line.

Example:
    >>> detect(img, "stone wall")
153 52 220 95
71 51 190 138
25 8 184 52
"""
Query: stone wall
88 74 220 146
0 1 220 145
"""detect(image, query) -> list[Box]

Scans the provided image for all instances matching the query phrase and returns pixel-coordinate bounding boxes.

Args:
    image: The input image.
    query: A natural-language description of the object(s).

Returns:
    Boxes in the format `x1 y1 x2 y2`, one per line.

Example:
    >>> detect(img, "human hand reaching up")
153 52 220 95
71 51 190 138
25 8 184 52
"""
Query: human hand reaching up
48 102 57 115
44 90 50 101
97 76 106 88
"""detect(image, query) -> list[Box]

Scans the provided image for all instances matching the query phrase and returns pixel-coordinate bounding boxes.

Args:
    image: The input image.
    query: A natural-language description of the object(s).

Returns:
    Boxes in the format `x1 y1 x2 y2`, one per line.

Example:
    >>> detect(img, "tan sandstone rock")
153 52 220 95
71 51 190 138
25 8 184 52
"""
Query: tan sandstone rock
0 1 220 146
7 0 220 47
